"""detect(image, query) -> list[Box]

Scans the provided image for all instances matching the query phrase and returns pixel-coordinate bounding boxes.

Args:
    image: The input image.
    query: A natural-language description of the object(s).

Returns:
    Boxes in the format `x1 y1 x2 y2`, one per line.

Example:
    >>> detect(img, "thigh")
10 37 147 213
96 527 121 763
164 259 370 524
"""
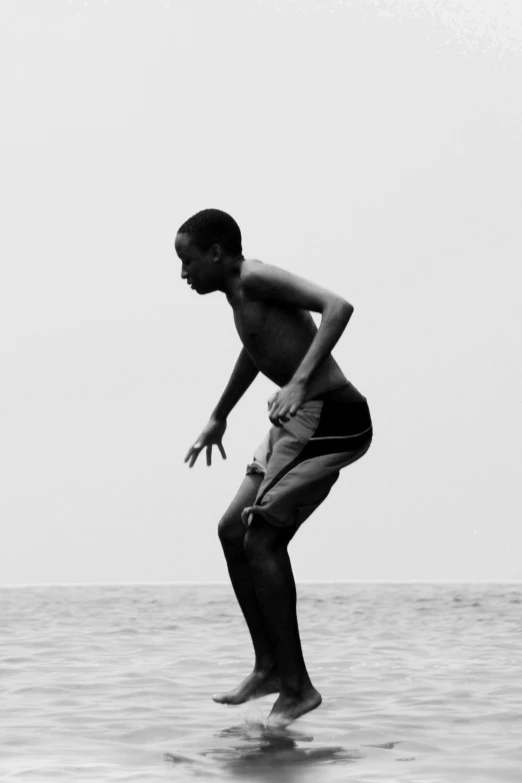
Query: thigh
217 472 264 547
247 436 373 534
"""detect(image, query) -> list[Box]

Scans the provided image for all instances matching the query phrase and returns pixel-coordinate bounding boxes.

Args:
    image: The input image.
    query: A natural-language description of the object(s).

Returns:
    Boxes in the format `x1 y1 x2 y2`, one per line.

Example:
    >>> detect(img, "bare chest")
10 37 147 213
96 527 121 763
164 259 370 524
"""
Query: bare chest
232 297 320 385
233 299 282 354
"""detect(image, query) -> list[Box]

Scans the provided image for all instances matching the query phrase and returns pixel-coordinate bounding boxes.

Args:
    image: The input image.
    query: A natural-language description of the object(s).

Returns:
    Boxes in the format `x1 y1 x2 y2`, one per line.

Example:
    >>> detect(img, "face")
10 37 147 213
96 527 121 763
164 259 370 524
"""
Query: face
175 232 221 294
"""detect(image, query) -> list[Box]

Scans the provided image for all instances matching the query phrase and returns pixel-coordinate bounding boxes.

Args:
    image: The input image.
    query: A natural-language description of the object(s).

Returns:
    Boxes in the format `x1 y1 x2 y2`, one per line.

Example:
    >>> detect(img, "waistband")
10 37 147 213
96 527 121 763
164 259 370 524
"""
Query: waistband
311 381 366 405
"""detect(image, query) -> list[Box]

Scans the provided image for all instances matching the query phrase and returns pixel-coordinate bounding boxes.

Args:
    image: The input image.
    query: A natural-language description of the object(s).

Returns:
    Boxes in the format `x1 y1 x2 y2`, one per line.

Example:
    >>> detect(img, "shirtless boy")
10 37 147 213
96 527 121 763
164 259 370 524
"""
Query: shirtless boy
176 209 373 728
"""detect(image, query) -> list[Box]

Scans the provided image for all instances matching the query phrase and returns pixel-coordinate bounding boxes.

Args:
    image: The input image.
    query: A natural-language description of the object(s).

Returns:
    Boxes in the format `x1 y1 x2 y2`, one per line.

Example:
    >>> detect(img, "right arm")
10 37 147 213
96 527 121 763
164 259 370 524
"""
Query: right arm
211 347 259 422
185 348 259 467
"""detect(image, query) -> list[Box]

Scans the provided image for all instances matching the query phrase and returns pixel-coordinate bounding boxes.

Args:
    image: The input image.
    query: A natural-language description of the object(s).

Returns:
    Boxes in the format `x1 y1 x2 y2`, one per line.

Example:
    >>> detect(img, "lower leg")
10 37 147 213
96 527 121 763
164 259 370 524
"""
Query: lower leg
222 541 277 673
245 520 322 727
212 539 281 704
247 543 311 692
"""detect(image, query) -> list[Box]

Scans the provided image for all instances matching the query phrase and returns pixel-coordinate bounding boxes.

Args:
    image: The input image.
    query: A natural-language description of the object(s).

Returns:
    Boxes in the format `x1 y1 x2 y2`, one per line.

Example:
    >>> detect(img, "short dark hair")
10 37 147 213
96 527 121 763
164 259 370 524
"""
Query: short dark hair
177 209 242 256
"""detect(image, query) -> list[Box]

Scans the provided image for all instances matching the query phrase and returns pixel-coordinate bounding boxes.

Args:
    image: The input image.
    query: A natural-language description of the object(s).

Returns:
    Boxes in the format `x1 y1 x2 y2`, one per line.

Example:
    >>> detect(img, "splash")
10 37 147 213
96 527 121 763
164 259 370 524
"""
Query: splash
243 702 267 734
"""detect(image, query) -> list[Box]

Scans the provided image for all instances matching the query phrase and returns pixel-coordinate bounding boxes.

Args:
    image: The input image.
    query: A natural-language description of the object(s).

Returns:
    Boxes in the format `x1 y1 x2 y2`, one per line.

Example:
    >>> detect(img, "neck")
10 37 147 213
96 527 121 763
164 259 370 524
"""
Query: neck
221 255 244 300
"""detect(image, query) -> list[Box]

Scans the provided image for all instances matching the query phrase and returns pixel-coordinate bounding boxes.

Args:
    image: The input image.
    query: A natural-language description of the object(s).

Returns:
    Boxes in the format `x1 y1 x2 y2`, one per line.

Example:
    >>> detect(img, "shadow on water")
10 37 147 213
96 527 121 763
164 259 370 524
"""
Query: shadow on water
165 722 364 781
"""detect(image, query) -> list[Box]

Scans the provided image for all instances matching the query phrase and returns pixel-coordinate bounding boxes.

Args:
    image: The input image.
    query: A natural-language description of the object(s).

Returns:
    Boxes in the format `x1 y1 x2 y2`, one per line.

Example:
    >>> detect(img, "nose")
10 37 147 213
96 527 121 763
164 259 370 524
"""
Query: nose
181 267 188 280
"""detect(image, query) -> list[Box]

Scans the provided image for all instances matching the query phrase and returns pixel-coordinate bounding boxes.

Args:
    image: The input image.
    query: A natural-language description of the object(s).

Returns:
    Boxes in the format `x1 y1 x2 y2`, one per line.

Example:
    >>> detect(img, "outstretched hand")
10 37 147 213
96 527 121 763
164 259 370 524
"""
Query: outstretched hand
184 417 227 468
267 380 306 426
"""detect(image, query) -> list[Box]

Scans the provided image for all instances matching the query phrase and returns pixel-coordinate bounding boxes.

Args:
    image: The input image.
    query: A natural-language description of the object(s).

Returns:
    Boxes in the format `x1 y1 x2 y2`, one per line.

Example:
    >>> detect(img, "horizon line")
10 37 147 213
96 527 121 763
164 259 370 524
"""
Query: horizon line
1 579 521 588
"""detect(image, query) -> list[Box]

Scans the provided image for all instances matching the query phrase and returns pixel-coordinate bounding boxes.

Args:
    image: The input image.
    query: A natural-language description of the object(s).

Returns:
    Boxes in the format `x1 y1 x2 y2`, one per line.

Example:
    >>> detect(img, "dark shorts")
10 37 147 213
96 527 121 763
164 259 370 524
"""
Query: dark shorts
244 384 373 530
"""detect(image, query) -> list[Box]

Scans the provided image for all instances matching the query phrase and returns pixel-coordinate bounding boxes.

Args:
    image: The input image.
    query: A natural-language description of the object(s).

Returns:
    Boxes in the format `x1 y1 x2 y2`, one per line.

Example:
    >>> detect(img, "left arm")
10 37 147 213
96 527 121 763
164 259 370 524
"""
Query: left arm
243 262 354 420
291 300 353 387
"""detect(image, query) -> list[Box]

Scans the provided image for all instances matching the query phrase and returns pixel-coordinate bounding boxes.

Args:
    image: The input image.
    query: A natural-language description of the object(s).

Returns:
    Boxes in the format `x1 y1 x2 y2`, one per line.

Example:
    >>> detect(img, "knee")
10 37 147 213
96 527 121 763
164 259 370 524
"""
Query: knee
244 513 296 564
243 521 278 565
217 511 245 549
243 528 262 565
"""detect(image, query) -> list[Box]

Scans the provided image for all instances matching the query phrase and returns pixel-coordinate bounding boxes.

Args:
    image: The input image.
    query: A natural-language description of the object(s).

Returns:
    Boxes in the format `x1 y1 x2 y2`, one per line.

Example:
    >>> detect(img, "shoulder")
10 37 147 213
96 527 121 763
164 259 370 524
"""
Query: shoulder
240 257 263 283
239 258 351 314
240 258 298 296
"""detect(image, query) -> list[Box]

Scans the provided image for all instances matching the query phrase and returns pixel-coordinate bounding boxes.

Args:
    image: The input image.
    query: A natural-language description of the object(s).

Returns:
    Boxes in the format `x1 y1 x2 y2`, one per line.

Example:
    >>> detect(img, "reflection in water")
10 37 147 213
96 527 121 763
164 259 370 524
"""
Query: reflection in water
363 741 399 750
165 722 363 781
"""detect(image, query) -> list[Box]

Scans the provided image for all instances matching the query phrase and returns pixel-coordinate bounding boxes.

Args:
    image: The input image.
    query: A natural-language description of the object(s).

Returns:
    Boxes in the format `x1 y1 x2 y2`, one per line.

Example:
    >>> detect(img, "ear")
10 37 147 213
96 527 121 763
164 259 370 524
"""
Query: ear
211 243 223 262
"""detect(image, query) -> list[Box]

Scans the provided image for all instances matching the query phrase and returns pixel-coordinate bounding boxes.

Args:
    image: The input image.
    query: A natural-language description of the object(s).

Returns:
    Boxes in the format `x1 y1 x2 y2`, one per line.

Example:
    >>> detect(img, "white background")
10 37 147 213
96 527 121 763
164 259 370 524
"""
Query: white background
1 0 521 584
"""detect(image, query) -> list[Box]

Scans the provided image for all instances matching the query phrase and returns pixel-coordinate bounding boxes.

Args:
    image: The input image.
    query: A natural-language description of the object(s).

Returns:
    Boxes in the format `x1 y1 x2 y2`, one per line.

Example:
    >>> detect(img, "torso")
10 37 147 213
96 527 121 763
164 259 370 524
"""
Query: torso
229 259 366 404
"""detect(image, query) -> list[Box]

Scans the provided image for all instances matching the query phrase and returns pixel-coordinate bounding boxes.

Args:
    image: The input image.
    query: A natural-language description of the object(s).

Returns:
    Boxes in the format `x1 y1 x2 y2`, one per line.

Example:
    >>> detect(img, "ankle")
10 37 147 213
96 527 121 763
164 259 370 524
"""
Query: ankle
254 658 277 676
280 674 313 697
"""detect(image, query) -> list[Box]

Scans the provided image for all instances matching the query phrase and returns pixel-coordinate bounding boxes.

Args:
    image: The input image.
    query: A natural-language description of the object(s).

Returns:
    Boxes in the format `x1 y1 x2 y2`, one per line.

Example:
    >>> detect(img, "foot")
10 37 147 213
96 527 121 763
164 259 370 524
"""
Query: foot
212 669 281 705
266 685 322 728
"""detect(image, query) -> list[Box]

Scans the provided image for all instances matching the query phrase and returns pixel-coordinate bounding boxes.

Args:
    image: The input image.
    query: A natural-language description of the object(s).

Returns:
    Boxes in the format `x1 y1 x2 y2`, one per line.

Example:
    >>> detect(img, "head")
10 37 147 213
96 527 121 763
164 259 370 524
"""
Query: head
175 208 243 294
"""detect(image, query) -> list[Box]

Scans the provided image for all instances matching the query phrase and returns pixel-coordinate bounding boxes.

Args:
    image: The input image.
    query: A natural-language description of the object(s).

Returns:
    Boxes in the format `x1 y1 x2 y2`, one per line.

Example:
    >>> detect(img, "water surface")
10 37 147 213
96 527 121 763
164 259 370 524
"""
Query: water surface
1 583 521 782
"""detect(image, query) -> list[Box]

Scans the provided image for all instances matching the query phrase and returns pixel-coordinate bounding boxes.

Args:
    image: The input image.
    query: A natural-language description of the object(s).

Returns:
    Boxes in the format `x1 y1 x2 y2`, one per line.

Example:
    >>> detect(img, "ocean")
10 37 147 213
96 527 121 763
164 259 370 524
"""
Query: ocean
1 582 521 782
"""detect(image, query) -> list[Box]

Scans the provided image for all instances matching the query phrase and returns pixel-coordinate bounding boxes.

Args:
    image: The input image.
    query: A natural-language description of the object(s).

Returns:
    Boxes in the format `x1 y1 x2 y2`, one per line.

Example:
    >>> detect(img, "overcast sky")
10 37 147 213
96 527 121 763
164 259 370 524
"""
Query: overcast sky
1 0 521 585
